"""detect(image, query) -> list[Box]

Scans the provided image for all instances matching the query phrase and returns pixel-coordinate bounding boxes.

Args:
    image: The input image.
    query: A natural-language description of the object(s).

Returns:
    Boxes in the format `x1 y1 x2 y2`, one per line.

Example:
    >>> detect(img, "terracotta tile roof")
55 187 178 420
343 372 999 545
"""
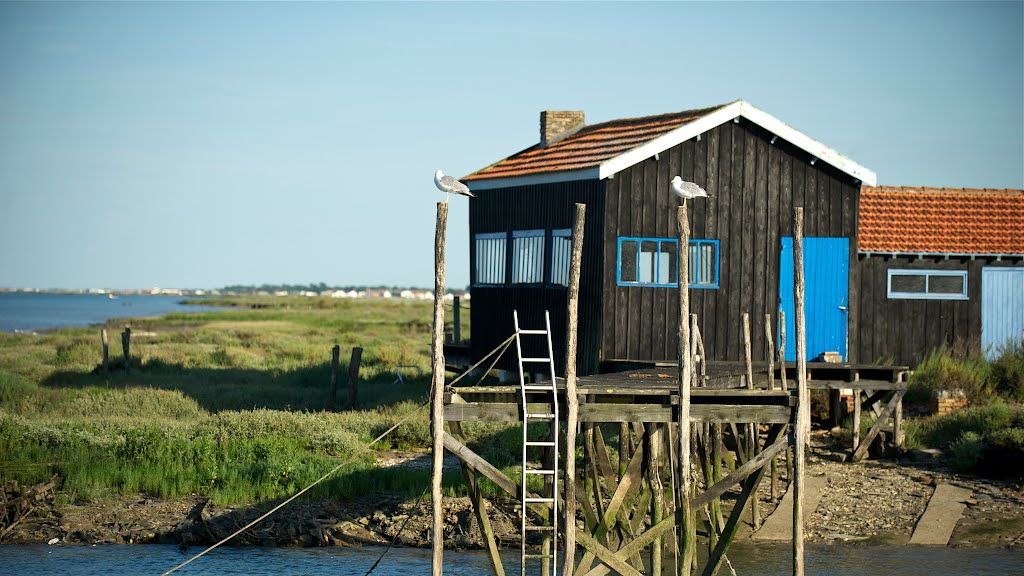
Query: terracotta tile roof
463 104 729 181
859 186 1024 254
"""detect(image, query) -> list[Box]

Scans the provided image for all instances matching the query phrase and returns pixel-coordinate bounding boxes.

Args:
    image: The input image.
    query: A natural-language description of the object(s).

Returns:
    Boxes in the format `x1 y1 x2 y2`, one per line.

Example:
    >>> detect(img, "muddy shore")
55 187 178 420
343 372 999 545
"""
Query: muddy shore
5 437 1023 551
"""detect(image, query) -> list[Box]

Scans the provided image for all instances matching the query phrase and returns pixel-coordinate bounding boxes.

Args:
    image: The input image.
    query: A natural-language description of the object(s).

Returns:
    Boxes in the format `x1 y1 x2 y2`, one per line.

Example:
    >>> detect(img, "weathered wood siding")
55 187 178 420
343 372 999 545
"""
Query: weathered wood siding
600 119 859 364
853 256 1024 366
469 180 605 376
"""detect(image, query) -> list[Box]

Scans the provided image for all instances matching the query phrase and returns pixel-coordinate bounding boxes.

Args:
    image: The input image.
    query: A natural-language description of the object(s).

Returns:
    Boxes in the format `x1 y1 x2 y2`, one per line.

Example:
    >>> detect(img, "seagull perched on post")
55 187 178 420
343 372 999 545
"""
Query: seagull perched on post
434 169 475 203
670 176 710 200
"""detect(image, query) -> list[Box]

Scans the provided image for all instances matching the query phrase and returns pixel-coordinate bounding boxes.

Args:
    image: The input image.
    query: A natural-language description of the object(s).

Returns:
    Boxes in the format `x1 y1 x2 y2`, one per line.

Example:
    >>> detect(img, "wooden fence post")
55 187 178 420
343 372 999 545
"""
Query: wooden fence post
431 201 448 576
793 207 808 576
330 345 340 407
121 327 131 374
347 347 363 409
453 296 461 344
101 329 109 374
563 202 585 576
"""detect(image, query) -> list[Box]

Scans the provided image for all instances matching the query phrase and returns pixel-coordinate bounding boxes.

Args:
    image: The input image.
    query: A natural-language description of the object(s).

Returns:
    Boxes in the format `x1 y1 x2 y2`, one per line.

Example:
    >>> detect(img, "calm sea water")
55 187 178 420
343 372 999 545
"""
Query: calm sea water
0 543 1020 576
0 292 228 333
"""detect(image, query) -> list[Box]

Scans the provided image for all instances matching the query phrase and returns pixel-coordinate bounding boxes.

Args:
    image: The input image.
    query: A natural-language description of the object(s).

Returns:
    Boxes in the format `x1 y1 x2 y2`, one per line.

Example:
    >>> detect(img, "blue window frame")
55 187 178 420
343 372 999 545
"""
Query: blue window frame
549 229 572 286
616 237 719 288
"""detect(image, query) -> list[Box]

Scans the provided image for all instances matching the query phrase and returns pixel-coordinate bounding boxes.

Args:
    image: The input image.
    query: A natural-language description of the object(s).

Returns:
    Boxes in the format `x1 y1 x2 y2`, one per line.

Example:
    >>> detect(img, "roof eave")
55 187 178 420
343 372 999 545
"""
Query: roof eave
464 167 601 191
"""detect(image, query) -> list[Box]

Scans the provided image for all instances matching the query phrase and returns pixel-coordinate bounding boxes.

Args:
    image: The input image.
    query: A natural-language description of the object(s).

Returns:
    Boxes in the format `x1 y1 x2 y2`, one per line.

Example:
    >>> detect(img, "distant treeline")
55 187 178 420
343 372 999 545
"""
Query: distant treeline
219 283 436 294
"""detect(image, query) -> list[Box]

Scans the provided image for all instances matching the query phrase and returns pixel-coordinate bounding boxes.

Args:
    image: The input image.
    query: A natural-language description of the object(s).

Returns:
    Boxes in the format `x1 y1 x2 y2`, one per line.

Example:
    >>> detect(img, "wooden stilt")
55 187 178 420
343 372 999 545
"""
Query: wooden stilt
792 206 807 576
742 313 761 530
766 314 778 501
450 422 505 576
676 203 694 575
430 201 448 576
563 203 586 576
648 424 664 576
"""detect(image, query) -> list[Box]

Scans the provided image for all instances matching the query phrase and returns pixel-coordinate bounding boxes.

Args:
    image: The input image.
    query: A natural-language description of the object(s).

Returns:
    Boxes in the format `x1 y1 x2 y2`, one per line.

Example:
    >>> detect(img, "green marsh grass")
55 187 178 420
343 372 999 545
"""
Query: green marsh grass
0 296 499 505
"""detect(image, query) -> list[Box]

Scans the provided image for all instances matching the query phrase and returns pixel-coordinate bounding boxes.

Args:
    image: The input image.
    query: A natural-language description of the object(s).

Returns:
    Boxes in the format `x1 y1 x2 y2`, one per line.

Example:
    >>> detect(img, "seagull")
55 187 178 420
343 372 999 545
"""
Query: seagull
434 169 475 202
670 176 710 200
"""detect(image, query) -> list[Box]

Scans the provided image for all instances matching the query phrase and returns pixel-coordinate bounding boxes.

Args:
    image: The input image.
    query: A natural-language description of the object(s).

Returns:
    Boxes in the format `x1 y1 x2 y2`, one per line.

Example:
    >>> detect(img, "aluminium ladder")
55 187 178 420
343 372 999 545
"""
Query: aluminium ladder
513 310 559 576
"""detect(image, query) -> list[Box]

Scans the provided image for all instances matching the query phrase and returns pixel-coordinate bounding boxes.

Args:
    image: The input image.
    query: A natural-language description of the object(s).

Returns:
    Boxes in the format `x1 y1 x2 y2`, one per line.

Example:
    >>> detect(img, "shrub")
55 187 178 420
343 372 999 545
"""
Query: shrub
989 339 1024 402
949 431 986 471
905 346 991 404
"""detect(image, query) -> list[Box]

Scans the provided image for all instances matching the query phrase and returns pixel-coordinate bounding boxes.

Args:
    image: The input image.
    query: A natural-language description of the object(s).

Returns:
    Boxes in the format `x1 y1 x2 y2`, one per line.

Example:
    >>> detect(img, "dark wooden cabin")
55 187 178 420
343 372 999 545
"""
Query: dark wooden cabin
460 101 1023 375
854 186 1024 365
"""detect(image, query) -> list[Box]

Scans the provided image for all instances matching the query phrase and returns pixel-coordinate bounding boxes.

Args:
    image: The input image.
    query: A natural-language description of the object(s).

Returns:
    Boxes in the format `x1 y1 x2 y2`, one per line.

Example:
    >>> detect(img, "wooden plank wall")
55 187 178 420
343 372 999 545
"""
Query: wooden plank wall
853 256 1024 366
469 180 605 375
600 119 859 364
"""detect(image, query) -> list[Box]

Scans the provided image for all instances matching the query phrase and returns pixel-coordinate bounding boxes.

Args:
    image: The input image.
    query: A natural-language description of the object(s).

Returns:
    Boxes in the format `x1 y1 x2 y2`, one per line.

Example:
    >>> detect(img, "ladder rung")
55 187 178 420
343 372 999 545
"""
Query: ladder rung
525 469 556 475
521 357 551 363
519 329 548 335
525 525 555 532
526 413 555 419
525 441 556 447
524 497 555 503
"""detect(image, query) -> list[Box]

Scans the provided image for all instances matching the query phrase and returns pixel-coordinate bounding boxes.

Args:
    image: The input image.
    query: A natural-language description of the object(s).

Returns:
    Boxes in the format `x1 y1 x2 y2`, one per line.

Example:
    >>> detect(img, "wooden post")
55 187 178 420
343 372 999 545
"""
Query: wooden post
676 203 694 575
449 422 504 576
101 329 109 374
648 424 664 576
792 207 807 576
431 201 448 576
330 345 340 407
121 327 131 374
563 203 585 576
779 311 787 391
453 296 461 344
765 315 778 501
347 347 363 409
852 390 862 452
743 313 761 530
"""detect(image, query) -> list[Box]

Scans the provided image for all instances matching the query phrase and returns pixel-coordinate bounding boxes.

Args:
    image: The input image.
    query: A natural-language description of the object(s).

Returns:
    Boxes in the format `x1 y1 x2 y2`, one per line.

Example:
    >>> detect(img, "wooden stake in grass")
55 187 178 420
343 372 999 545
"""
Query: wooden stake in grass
330 345 340 407
347 347 363 410
430 201 448 576
121 327 131 374
563 202 586 576
101 329 109 374
792 207 807 576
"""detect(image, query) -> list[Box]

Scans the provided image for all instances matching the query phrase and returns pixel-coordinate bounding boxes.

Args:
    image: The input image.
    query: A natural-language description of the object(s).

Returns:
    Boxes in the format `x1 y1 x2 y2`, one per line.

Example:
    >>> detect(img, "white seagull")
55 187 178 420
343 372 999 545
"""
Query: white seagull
670 176 710 200
434 169 475 202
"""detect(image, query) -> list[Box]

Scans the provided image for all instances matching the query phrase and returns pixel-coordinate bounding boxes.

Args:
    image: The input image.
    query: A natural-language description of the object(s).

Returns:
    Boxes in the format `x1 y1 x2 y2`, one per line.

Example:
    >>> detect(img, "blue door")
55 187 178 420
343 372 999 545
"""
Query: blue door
779 237 849 362
982 267 1024 357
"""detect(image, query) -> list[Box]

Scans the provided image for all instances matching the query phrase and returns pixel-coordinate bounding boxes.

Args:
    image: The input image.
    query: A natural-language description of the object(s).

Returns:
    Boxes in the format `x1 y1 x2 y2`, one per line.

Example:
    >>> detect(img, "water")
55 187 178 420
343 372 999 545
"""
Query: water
0 292 228 333
0 543 1021 575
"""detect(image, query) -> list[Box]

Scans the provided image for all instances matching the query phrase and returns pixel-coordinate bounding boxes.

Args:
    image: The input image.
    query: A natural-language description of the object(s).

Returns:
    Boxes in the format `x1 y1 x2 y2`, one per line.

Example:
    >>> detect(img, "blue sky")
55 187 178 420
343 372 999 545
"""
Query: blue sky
1 1 1021 290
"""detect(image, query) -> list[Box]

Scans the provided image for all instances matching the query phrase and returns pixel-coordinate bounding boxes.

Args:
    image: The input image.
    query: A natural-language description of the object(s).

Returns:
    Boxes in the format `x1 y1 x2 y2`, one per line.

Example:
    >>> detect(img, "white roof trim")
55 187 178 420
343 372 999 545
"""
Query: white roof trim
465 167 599 191
468 100 877 189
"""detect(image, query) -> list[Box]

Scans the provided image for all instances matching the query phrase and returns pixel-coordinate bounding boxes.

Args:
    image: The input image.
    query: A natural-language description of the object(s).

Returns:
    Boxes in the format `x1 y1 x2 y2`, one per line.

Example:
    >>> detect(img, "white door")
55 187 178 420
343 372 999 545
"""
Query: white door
982 267 1024 357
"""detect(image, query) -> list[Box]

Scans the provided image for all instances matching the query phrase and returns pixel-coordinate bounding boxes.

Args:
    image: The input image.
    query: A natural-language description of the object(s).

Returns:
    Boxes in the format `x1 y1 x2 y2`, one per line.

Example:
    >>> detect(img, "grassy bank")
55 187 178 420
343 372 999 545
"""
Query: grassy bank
0 296 514 506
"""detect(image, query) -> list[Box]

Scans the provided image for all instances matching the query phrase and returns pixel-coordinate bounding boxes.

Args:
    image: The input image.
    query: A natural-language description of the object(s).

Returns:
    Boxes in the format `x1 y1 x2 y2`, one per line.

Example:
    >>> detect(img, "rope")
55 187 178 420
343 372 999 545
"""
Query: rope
161 332 519 576
362 484 430 576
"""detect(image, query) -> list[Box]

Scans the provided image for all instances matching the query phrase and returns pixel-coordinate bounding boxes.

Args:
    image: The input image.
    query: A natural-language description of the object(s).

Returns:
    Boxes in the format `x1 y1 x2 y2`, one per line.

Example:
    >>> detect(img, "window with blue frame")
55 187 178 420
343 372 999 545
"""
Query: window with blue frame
549 229 572 286
474 232 506 285
616 237 719 288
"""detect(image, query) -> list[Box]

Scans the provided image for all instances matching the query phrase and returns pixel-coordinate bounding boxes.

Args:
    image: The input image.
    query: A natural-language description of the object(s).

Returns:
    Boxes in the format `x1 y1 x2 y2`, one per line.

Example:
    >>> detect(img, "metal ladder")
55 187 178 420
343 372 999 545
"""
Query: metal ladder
513 310 559 576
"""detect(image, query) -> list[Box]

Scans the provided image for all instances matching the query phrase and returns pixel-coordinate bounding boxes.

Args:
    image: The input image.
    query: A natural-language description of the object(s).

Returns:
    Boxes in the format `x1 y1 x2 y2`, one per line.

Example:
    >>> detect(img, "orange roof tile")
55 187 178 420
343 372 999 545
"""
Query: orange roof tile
463 104 728 181
858 186 1024 254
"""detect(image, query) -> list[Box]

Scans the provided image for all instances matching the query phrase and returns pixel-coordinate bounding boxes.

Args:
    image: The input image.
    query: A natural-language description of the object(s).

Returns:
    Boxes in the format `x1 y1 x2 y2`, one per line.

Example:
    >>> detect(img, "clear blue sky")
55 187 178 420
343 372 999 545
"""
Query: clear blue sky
1 1 1021 291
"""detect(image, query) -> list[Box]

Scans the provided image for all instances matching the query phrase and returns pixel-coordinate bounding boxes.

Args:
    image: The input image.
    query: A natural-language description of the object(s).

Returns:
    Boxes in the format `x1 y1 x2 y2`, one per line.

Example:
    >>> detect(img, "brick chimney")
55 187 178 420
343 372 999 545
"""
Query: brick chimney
540 110 585 148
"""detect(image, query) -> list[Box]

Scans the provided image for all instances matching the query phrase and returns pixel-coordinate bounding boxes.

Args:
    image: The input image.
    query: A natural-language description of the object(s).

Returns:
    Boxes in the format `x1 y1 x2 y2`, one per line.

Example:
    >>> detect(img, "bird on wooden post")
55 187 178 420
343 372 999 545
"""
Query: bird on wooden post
670 176 711 200
434 169 475 203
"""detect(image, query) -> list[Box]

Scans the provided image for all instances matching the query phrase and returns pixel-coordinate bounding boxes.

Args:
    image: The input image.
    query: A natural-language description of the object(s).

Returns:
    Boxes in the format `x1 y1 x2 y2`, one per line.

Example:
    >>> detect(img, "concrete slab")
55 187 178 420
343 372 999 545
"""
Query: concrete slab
909 483 973 546
751 474 827 541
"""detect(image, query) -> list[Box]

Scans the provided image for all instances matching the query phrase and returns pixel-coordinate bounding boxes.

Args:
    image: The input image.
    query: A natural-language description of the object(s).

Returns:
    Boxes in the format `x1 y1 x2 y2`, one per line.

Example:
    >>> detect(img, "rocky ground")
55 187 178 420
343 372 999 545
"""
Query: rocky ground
4 435 1023 551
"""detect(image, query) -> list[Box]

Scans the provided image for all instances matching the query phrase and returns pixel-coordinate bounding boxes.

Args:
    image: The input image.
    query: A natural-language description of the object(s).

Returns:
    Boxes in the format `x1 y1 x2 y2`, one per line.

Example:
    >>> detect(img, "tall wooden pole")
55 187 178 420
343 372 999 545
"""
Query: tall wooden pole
563 203 586 576
792 207 807 576
743 313 760 530
431 201 448 576
676 203 694 575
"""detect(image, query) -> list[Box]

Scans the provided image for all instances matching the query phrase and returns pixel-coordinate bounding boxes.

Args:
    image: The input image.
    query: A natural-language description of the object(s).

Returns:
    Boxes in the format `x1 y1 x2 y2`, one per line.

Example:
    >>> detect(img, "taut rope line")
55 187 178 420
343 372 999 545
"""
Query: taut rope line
161 332 518 575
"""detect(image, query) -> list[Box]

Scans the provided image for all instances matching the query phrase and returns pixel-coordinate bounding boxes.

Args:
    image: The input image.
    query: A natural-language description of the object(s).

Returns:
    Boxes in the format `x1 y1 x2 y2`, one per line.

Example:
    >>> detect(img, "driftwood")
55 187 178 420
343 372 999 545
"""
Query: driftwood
1 475 56 541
